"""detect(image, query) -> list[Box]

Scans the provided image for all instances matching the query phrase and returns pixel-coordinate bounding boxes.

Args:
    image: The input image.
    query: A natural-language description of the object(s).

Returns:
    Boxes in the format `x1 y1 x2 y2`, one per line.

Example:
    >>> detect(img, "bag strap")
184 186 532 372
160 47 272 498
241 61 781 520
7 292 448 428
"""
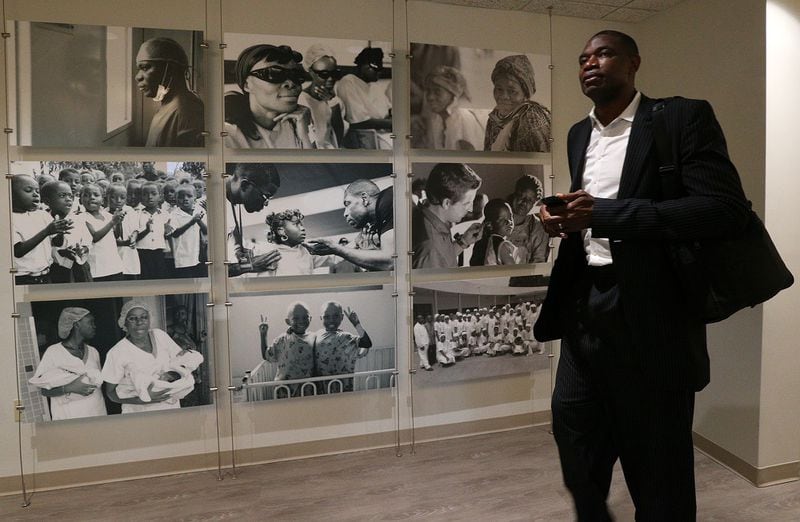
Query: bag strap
651 100 683 200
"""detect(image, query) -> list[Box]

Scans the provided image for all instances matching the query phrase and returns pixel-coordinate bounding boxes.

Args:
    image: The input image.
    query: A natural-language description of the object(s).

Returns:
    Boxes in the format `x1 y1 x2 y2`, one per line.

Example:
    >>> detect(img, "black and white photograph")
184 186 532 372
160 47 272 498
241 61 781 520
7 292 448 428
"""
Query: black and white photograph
225 162 393 278
15 293 212 422
224 32 392 149
229 285 396 401
10 161 209 286
410 42 551 152
8 21 205 148
412 276 550 385
411 162 550 271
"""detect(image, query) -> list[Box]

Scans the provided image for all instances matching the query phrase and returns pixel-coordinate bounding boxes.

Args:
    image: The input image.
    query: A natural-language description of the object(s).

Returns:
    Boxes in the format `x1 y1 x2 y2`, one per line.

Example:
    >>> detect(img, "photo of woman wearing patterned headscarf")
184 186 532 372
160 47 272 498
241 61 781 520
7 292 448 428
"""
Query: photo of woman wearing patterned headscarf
410 43 551 153
484 55 551 152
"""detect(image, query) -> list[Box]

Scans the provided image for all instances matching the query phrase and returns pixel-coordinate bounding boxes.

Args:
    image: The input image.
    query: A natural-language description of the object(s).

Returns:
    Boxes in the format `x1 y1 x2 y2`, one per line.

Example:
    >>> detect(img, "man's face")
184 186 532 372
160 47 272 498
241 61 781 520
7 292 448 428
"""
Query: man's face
343 191 371 229
107 187 127 211
322 304 343 332
286 305 310 334
578 34 640 102
177 187 196 213
442 188 478 224
240 179 277 213
13 176 40 211
135 54 167 99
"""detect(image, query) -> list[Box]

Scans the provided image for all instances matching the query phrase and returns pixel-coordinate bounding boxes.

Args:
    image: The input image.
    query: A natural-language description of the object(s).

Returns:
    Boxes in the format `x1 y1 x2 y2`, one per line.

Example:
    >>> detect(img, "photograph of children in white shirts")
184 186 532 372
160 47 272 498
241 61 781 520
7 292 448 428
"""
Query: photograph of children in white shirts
135 182 170 279
166 184 207 279
259 301 372 398
107 183 141 280
79 183 125 282
41 180 92 283
11 175 72 285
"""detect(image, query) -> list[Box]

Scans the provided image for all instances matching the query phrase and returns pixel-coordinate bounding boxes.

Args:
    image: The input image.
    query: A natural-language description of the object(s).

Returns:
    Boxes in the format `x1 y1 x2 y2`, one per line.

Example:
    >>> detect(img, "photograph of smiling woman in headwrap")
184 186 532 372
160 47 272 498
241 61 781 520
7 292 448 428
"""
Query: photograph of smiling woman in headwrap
485 54 551 152
410 43 551 153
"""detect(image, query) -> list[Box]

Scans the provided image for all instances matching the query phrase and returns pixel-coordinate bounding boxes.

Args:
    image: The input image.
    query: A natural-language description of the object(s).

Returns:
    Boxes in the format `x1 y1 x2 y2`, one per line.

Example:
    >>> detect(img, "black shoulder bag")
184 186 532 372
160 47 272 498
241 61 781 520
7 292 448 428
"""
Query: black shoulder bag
651 101 794 324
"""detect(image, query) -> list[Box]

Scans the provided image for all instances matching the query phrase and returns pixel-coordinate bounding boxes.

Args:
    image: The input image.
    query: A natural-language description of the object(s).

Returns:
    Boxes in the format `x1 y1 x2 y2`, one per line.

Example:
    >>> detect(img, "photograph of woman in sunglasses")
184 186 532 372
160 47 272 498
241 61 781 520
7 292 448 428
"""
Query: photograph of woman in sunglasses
223 33 391 150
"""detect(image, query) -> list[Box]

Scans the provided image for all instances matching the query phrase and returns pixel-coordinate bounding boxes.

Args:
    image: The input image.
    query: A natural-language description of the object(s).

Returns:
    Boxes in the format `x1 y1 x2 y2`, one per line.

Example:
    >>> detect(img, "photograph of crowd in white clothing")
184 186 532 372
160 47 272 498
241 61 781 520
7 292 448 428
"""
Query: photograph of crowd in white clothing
410 42 550 152
229 286 396 402
225 162 393 278
10 161 209 286
413 276 549 385
411 162 550 271
223 32 392 149
15 293 212 422
8 21 204 148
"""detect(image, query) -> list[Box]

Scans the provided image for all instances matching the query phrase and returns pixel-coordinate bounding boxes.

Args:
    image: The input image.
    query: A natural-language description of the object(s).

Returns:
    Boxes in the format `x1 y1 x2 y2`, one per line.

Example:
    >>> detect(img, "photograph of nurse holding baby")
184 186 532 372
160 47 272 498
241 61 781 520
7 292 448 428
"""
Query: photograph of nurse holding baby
18 293 211 422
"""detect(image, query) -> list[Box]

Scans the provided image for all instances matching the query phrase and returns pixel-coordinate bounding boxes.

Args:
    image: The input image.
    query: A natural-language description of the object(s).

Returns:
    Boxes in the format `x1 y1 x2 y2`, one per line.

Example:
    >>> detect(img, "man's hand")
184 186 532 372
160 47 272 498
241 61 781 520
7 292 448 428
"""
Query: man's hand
305 238 336 256
251 250 281 272
540 190 595 236
461 222 483 246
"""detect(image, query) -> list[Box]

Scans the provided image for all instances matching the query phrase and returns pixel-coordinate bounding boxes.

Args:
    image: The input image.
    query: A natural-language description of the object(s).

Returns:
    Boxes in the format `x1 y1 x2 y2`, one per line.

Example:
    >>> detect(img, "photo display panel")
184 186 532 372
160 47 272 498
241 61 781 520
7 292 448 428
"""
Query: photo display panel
229 285 397 401
223 32 392 150
225 162 393 278
410 43 551 152
9 21 205 148
410 162 550 272
9 161 209 286
16 292 213 422
412 276 549 384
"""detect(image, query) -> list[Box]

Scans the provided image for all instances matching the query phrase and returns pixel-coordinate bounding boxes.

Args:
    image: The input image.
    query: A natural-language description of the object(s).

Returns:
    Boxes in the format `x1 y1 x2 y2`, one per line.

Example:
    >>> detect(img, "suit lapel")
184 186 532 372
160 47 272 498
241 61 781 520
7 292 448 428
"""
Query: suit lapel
618 95 655 198
568 118 592 192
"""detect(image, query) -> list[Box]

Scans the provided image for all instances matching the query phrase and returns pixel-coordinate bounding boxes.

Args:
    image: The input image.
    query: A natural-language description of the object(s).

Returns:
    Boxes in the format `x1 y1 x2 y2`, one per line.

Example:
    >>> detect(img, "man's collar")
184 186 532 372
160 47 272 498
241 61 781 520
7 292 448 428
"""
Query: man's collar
589 91 642 129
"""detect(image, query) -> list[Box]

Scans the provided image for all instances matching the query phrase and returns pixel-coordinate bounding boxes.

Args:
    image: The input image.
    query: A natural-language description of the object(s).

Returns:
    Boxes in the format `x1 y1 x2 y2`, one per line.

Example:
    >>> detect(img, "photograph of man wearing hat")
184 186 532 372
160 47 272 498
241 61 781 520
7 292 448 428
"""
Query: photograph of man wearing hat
135 37 205 147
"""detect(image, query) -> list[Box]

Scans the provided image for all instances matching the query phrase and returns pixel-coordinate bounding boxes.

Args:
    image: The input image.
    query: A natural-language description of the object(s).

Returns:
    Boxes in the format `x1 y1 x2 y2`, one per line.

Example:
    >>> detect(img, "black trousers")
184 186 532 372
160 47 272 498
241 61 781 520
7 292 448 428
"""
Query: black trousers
552 267 696 521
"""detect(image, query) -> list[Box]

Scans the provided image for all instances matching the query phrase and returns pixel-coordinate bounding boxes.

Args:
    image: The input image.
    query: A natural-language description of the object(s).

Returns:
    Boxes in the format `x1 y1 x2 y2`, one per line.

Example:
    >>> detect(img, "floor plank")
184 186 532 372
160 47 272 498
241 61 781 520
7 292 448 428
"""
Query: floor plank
2 426 799 521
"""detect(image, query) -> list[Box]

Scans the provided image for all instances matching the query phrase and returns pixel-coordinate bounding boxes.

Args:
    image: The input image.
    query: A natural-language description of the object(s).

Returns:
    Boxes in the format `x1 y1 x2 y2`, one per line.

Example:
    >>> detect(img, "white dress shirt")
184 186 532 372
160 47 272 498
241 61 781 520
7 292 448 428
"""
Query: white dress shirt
582 91 641 266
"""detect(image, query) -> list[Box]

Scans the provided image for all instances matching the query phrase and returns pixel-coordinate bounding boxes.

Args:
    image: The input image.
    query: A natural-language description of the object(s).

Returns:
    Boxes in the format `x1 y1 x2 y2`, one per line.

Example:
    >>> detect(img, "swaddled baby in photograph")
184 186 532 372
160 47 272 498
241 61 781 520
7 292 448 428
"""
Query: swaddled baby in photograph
117 349 204 404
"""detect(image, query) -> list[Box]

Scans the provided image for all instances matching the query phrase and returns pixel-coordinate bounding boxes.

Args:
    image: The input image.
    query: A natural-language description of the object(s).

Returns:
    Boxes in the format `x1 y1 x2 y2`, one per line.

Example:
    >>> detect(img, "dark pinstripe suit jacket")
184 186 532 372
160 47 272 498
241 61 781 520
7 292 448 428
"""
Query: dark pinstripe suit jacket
534 94 750 390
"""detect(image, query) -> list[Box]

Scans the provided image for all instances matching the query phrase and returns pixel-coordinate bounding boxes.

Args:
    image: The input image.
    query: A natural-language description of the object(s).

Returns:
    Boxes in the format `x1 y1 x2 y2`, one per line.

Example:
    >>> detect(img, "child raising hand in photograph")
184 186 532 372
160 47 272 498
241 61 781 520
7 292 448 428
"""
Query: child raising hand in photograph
470 199 521 266
259 302 316 398
314 302 372 393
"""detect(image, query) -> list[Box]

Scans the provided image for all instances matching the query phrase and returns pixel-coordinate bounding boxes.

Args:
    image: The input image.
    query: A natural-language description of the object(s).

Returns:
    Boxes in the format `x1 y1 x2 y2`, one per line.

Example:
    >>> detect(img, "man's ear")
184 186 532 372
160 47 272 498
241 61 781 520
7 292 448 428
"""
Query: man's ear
285 317 291 326
630 54 641 73
441 197 452 209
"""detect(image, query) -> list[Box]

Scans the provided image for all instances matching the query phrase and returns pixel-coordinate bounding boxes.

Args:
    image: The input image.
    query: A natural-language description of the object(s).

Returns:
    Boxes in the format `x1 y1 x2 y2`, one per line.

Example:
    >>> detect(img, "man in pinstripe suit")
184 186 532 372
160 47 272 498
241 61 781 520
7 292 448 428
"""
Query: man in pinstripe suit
535 30 749 521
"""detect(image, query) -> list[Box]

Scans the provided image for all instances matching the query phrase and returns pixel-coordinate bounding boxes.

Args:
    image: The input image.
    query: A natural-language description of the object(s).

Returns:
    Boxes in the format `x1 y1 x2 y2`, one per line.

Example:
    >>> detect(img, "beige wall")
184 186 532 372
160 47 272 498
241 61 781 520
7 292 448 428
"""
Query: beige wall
636 0 768 467
2 0 796 491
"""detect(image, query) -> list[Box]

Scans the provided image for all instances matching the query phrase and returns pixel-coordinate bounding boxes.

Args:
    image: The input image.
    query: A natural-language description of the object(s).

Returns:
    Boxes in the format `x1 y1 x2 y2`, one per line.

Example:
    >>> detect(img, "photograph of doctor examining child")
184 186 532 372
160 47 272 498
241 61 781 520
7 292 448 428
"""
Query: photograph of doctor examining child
17 293 211 422
230 286 396 401
226 162 393 279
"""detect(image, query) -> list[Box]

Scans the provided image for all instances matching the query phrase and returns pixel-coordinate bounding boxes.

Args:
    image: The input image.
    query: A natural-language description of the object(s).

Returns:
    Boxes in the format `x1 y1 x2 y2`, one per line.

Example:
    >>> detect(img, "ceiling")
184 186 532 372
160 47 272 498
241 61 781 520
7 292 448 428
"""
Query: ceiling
424 0 687 22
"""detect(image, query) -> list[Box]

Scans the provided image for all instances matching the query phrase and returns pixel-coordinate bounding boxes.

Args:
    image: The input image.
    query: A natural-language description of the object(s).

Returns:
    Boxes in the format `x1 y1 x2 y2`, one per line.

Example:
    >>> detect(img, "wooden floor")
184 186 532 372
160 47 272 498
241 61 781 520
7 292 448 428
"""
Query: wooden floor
3 426 800 521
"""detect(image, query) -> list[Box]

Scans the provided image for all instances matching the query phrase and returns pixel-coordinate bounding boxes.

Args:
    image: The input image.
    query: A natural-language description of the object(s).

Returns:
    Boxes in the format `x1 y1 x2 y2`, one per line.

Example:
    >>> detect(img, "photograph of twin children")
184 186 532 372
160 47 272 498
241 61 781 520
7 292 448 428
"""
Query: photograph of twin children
412 277 550 385
226 162 393 278
10 161 208 285
411 163 550 271
16 293 211 422
230 286 396 401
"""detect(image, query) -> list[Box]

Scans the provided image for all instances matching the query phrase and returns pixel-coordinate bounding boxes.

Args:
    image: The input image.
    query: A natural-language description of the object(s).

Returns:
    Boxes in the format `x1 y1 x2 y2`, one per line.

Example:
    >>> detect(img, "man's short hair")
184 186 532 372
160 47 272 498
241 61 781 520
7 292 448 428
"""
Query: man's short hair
227 162 280 191
345 179 380 198
58 168 79 180
591 30 639 57
425 163 482 206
